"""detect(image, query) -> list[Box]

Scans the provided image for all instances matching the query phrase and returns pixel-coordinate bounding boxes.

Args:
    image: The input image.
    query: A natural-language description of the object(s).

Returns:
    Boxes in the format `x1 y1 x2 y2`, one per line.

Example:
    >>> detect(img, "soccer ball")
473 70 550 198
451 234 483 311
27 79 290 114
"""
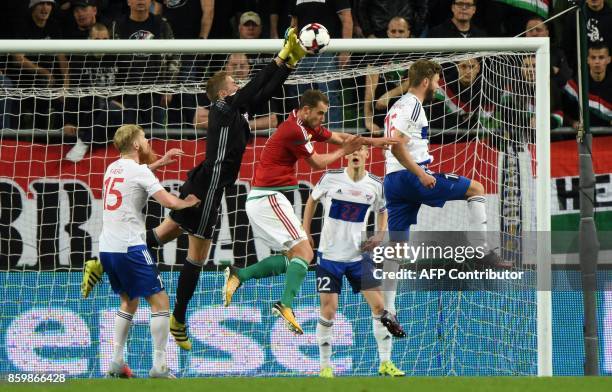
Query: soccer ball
298 23 331 55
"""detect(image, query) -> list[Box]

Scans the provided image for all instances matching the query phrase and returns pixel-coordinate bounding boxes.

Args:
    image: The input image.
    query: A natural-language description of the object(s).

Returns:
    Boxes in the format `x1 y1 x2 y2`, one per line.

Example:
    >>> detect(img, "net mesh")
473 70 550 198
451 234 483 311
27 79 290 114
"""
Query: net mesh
0 47 543 377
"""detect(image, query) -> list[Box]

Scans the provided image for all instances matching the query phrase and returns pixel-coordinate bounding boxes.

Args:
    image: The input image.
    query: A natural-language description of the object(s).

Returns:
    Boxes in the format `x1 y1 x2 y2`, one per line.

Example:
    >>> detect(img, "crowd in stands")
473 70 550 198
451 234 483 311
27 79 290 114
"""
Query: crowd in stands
0 0 611 161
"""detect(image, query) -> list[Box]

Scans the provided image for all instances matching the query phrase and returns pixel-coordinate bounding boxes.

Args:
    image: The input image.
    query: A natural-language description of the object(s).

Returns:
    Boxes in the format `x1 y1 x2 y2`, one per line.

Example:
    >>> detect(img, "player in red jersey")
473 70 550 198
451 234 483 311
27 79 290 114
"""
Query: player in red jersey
222 89 396 334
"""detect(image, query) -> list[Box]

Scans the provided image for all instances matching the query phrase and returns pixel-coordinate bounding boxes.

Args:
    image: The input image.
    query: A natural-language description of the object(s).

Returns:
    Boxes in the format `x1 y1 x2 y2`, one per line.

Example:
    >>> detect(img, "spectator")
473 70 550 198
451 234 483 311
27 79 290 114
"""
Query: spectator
290 0 353 127
357 0 428 38
484 0 550 37
64 0 106 39
563 44 612 130
239 10 262 39
238 12 275 73
64 23 125 162
13 0 69 129
427 0 486 38
237 0 272 38
495 55 564 143
363 16 411 135
13 0 68 87
161 0 214 98
428 58 495 137
111 0 179 128
270 0 292 38
525 15 571 123
562 0 612 73
162 0 213 39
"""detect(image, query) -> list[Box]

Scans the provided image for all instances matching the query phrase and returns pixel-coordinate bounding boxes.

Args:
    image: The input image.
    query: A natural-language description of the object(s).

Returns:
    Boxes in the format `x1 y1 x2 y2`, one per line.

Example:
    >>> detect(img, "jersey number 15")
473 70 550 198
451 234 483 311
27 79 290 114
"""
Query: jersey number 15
103 177 124 211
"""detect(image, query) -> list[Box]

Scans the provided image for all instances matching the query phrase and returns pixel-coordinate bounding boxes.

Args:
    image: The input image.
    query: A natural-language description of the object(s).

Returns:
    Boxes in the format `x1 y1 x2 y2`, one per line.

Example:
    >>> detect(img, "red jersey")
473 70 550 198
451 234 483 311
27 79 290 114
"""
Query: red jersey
252 110 332 188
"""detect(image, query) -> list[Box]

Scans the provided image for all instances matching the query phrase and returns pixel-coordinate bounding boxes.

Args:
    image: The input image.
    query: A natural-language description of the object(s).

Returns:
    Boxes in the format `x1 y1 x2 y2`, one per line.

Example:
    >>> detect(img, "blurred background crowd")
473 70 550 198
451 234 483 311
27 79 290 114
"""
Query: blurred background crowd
0 0 610 161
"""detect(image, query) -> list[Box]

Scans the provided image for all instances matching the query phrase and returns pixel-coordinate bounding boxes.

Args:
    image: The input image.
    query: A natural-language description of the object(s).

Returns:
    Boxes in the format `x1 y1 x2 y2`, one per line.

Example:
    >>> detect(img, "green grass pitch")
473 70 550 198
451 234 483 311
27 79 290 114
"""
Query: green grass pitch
3 377 612 392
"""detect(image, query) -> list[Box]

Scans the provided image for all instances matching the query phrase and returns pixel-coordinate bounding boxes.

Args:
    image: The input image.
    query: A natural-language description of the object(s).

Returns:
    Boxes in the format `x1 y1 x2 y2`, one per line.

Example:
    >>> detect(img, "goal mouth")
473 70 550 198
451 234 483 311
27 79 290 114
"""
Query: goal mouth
0 38 552 377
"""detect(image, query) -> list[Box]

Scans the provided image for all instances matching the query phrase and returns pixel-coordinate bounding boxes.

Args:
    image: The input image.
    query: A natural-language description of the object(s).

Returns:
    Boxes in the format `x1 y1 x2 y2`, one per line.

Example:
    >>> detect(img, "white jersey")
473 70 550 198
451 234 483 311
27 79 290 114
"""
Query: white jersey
99 158 164 253
311 169 386 262
384 92 433 174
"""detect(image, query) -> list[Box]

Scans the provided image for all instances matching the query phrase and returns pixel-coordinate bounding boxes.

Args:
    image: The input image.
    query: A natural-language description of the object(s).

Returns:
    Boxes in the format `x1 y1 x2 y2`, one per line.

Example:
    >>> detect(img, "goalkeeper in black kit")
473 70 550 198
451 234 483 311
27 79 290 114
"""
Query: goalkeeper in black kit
82 29 308 350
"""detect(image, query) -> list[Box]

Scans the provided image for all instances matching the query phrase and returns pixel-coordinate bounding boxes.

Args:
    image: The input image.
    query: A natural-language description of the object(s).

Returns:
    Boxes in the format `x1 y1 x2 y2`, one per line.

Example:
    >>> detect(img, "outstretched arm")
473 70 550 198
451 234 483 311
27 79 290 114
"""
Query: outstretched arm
306 134 364 170
229 59 292 110
327 131 397 149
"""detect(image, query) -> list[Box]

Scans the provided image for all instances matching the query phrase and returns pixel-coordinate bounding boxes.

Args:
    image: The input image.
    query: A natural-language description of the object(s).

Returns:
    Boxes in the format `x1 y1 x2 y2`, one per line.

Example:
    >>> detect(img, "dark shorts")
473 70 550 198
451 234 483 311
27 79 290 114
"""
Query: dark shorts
384 169 471 237
315 253 380 294
170 164 224 239
100 245 164 300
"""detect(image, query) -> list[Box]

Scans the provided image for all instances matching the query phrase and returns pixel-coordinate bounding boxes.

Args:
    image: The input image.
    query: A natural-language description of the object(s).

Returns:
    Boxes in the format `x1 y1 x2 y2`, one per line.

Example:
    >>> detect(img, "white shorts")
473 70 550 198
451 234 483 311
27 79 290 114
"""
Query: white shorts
246 189 308 251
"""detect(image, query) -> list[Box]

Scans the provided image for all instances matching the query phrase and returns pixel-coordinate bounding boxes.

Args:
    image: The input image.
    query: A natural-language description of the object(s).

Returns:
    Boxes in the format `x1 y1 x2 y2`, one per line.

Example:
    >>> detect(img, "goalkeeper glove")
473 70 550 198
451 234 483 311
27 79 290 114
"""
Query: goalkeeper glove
286 29 307 67
277 27 295 63
277 28 307 67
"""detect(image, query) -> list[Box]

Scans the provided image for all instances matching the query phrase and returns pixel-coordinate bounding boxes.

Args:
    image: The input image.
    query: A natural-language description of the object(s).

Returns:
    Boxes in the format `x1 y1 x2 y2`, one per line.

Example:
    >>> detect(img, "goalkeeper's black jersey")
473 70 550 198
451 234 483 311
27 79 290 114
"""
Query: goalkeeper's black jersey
199 60 291 189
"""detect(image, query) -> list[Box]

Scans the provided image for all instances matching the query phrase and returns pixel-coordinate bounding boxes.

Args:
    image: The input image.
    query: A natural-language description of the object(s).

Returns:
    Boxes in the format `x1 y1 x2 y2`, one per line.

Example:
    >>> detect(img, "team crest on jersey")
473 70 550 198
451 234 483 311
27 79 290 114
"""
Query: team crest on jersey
347 190 362 197
129 30 155 40
166 0 187 8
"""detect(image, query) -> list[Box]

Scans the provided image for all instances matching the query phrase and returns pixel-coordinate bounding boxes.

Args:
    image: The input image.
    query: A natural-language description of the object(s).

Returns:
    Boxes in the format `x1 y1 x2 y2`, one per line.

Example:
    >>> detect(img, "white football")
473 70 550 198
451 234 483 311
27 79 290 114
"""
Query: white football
298 23 331 55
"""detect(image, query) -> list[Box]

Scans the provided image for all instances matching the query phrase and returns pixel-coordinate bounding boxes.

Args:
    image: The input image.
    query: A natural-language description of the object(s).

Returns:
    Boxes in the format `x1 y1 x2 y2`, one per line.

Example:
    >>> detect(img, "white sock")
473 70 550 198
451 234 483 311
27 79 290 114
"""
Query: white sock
151 310 170 370
382 259 399 314
112 310 133 365
373 315 392 363
467 196 488 251
316 317 334 368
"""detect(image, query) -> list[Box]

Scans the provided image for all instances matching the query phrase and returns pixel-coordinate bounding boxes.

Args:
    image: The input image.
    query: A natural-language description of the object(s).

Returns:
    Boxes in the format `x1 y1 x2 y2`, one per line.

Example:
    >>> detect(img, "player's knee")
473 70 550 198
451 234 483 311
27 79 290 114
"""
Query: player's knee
292 241 314 264
467 180 485 197
320 306 337 320
320 298 338 319
147 291 170 313
120 297 139 314
188 237 212 262
185 257 205 267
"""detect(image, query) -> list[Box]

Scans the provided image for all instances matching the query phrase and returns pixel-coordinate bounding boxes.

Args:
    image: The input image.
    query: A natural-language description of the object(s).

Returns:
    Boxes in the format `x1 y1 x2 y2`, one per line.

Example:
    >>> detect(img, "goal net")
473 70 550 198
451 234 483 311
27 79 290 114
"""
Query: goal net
0 38 551 377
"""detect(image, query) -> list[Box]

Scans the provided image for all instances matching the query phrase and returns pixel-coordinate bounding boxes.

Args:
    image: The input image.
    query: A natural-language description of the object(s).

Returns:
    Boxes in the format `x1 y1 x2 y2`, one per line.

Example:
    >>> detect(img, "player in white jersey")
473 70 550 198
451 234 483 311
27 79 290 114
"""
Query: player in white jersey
383 60 502 300
303 146 406 378
95 124 199 378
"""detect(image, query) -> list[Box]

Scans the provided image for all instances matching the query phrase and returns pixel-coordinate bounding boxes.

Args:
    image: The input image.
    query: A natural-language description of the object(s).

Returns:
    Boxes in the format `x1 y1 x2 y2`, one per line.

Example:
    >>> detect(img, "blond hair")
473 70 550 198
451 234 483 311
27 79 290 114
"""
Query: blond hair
113 124 143 154
206 71 230 101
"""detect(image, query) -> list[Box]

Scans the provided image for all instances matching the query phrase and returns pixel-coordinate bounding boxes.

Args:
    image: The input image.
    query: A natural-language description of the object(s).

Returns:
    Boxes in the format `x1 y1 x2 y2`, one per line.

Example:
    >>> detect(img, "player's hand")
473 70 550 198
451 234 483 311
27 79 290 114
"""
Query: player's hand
160 148 184 166
366 137 399 150
419 172 436 189
341 134 365 155
184 194 201 208
362 232 385 252
278 28 306 67
287 29 307 67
